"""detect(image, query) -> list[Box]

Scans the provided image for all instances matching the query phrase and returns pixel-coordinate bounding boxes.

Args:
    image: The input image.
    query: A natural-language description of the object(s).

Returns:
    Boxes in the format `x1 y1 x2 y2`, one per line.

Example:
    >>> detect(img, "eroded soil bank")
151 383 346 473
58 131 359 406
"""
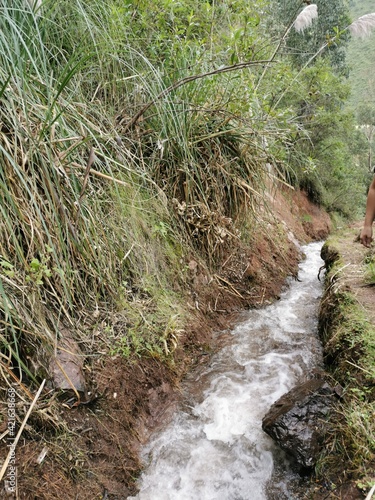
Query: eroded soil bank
1 186 332 499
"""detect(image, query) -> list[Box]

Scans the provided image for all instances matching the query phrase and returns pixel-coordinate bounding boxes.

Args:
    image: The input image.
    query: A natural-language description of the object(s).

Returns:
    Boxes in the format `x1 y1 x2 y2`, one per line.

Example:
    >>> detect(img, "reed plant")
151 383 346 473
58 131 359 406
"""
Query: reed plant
0 0 186 387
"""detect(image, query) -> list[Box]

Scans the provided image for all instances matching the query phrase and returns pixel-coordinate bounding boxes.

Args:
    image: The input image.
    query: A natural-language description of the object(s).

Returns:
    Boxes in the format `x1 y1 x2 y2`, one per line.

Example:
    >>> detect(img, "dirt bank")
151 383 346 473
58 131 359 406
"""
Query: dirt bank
0 185 331 499
317 222 375 499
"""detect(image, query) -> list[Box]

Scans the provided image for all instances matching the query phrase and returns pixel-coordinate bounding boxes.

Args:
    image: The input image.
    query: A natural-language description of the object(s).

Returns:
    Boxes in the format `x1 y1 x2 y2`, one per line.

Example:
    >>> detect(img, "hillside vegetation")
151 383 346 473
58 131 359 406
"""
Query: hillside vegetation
0 0 373 497
347 0 375 108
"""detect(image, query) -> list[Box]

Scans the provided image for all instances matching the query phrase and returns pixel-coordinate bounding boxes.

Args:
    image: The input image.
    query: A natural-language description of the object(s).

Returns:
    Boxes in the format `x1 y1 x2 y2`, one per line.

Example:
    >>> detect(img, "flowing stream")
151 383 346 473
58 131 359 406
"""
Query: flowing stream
129 241 325 500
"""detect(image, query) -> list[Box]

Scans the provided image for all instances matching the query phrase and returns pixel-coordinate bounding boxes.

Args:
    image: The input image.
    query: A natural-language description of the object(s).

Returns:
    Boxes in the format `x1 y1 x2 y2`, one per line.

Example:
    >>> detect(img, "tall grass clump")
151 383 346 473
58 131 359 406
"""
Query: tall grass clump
102 0 282 261
131 78 273 262
0 0 279 391
0 0 187 390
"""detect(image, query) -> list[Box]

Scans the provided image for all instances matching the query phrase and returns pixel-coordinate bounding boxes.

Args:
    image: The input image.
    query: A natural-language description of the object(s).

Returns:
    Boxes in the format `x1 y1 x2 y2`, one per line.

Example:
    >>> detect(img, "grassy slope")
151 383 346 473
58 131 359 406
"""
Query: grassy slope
314 4 375 493
347 0 375 107
0 3 321 496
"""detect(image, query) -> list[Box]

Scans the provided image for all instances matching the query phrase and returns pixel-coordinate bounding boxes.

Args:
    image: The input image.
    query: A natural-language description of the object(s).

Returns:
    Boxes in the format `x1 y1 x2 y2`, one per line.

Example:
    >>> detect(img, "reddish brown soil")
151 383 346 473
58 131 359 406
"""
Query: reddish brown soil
0 186 332 499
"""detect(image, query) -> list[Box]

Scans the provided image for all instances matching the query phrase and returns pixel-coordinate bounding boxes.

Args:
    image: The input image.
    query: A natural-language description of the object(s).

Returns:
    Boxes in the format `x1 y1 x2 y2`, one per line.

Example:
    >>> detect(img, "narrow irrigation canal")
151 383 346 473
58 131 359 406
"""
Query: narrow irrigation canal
129 242 325 500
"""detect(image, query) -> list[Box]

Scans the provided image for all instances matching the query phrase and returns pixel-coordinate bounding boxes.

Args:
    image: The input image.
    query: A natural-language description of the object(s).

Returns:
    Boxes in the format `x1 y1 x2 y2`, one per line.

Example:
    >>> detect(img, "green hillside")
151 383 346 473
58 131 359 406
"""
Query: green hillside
347 0 375 107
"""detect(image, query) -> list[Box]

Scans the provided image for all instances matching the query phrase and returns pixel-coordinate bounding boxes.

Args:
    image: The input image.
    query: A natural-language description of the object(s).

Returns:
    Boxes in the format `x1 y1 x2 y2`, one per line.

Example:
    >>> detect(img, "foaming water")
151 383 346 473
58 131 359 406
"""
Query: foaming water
129 242 324 500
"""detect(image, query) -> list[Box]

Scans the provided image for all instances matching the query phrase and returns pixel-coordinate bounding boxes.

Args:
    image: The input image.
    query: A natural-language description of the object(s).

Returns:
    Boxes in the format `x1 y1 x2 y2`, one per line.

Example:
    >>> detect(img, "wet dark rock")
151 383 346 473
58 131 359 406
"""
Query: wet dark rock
262 378 336 469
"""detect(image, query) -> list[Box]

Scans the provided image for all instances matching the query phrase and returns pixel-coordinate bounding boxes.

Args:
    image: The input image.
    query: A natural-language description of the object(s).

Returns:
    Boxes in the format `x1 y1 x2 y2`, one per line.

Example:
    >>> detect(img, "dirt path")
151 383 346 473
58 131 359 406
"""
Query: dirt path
328 221 375 324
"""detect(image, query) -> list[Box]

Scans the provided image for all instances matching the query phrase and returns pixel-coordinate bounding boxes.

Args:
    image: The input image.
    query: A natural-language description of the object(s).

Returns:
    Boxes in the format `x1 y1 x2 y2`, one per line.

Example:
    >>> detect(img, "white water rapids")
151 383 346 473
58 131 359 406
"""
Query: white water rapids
129 242 325 500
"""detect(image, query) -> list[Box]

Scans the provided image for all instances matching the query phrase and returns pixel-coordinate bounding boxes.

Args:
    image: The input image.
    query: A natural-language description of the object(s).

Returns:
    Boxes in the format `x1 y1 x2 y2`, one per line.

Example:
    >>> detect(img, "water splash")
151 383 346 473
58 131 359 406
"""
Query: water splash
129 242 324 500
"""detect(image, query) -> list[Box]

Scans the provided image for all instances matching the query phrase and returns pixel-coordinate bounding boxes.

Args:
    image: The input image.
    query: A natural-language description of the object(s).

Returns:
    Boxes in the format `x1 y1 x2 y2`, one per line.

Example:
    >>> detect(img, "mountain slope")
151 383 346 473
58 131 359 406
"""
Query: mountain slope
347 0 375 107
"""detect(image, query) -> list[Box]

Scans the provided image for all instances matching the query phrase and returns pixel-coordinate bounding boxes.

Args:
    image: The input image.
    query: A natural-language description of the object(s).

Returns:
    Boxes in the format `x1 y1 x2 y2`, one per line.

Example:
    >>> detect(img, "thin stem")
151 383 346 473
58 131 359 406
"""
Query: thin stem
121 59 275 132
270 38 332 112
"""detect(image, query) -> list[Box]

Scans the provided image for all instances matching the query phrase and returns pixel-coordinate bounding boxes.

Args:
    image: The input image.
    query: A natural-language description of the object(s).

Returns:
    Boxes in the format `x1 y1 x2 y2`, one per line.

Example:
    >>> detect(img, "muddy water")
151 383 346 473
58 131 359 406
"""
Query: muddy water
129 242 325 500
